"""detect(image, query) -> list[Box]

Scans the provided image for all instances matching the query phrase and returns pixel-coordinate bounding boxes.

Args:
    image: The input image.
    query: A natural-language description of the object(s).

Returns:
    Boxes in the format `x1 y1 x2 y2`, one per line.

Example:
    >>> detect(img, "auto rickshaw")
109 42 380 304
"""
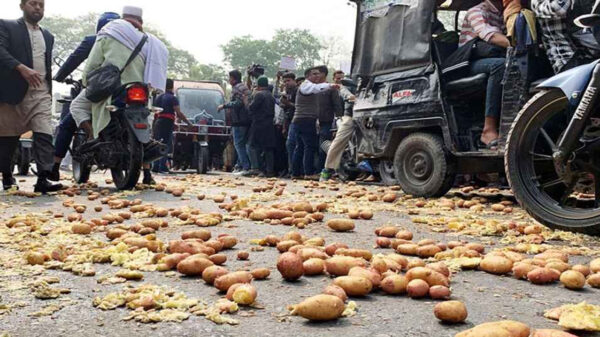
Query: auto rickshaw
170 80 233 174
349 0 600 233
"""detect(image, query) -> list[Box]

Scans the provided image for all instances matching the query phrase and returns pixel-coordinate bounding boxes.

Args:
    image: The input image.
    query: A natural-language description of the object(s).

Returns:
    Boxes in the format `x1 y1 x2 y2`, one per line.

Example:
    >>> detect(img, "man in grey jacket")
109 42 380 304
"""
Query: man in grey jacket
289 67 339 180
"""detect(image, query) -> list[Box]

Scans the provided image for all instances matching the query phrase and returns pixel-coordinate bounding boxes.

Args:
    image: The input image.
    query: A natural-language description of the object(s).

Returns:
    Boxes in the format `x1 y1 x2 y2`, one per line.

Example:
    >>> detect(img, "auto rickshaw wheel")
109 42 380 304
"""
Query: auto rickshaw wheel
378 160 398 186
505 89 600 235
394 133 455 197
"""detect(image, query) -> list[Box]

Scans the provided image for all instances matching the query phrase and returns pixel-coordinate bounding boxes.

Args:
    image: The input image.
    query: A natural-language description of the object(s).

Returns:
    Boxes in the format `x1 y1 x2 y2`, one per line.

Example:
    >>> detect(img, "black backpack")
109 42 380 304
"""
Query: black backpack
85 35 147 103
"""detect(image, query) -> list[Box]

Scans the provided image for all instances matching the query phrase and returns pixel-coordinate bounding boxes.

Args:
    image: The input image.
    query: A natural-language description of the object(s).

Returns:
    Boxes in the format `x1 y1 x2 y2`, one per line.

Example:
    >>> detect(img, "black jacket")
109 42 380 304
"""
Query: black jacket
0 18 54 105
223 82 250 127
248 89 277 148
53 34 95 83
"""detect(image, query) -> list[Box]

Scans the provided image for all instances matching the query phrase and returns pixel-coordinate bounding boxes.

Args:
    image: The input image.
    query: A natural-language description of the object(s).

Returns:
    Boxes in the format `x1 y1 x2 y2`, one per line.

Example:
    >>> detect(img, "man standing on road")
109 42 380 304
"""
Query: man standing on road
218 70 251 175
315 66 343 173
152 78 192 174
52 11 120 179
280 72 300 178
0 0 62 193
320 71 356 182
290 67 339 180
248 76 277 177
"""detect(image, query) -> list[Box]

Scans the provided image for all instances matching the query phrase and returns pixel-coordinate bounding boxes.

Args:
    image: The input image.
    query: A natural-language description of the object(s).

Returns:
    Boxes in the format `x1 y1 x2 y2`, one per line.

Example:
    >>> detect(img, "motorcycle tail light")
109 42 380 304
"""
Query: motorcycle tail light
134 123 148 129
126 85 148 105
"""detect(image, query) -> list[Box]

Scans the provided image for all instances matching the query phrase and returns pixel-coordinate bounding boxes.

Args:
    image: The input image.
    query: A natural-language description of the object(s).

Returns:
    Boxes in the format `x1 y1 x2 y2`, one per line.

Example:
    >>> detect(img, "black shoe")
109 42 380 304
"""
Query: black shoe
3 174 17 191
34 178 63 194
48 163 60 182
143 170 156 185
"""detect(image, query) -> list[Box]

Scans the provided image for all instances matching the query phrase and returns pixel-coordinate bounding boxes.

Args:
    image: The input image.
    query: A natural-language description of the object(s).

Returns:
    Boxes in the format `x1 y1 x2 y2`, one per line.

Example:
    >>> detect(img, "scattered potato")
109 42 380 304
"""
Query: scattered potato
333 276 373 296
214 271 252 292
232 284 257 305
322 284 348 302
434 301 467 323
455 320 530 337
407 279 429 298
429 285 451 300
277 252 304 281
250 268 270 280
560 270 586 290
303 258 326 276
380 274 408 295
327 219 355 232
480 255 513 275
291 295 345 321
202 266 229 284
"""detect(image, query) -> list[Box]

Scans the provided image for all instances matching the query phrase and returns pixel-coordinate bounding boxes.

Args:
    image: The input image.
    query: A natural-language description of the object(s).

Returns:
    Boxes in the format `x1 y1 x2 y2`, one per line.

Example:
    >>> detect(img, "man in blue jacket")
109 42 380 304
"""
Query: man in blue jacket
51 12 120 179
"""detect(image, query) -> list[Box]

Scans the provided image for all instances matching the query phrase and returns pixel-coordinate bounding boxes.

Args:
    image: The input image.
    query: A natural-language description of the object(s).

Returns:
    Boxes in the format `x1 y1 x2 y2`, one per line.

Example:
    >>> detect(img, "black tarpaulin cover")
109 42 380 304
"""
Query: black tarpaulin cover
352 0 436 77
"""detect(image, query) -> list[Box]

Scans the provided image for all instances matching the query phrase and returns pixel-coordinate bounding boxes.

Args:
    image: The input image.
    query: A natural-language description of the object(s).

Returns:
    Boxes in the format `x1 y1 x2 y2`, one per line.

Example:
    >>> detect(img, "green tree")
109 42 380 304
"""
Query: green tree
189 64 228 84
221 36 279 77
221 29 323 78
42 13 214 81
271 29 322 73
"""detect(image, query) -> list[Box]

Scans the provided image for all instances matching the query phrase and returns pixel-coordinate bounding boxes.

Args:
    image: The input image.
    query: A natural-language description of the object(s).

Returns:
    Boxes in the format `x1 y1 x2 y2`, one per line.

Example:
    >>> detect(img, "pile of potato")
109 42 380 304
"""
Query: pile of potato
226 201 328 229
476 249 600 290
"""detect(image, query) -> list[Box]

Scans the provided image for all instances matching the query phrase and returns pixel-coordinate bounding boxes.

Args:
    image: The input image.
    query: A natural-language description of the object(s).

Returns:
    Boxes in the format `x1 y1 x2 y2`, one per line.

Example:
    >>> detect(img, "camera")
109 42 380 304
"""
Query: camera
247 64 265 79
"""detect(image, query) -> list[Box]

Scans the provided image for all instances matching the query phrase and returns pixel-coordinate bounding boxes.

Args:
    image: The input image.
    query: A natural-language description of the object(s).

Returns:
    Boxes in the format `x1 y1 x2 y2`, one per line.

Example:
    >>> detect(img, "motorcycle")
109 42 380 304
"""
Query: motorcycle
71 83 167 190
505 6 600 234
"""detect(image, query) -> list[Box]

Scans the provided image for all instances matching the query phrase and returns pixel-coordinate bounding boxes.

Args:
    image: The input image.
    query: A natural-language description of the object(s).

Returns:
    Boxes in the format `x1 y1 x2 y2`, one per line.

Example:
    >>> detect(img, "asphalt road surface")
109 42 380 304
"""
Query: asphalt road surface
0 172 599 337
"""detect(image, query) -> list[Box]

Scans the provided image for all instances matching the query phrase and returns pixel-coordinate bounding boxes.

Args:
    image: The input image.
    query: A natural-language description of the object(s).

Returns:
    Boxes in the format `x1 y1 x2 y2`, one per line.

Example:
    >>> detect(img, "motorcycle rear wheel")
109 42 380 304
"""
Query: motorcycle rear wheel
505 89 600 235
72 132 91 184
111 125 142 190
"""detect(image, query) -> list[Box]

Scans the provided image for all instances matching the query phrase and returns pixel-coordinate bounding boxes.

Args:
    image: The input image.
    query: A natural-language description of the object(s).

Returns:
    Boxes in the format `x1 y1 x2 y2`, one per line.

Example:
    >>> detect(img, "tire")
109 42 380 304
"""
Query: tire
393 133 455 198
378 160 398 186
111 124 142 190
505 89 600 235
18 147 31 176
195 143 209 174
72 132 91 184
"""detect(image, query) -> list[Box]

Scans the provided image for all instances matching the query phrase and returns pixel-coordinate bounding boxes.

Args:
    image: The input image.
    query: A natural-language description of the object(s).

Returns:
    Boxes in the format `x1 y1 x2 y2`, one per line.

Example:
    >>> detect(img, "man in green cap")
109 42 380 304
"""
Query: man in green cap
247 76 277 177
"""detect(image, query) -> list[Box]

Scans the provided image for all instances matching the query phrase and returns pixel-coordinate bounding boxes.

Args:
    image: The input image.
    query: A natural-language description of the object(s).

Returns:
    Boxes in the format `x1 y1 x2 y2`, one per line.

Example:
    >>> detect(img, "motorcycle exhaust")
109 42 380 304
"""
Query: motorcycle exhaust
143 141 168 164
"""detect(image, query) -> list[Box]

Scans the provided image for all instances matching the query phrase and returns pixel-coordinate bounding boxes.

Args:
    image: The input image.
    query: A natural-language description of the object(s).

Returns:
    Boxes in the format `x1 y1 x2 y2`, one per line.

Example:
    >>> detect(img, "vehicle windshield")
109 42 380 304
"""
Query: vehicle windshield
177 88 225 122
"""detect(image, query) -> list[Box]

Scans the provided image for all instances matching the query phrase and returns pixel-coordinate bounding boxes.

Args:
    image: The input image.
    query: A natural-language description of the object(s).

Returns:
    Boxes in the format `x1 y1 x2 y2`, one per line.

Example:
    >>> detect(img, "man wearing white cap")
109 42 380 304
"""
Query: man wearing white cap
70 5 169 184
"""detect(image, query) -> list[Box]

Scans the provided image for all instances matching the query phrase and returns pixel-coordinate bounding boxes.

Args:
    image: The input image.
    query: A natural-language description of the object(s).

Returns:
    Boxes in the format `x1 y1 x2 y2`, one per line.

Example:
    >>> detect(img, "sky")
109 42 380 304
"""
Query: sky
5 0 358 65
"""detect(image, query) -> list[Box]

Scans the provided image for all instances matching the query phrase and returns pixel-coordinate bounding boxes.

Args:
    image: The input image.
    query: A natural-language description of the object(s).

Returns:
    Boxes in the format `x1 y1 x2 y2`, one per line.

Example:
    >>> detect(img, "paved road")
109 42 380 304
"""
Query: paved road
0 172 598 337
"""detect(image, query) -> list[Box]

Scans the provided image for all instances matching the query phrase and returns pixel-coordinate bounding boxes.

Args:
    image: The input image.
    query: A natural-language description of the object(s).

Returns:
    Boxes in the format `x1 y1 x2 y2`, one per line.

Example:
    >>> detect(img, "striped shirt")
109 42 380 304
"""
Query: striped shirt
532 0 597 73
459 0 505 47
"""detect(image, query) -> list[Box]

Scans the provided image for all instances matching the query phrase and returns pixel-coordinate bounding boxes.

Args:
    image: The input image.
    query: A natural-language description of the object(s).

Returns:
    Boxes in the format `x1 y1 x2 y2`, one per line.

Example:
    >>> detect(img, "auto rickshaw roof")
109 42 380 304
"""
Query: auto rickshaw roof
351 0 437 78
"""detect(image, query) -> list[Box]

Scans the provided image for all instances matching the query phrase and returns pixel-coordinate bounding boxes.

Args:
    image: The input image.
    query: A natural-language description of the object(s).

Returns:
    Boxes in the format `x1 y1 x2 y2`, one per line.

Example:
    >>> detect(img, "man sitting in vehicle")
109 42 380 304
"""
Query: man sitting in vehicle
459 0 509 149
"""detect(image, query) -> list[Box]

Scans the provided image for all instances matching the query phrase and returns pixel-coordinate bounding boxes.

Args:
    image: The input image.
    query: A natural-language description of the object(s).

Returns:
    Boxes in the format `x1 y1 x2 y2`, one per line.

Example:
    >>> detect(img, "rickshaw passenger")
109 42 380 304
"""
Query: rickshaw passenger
459 0 509 148
533 0 599 74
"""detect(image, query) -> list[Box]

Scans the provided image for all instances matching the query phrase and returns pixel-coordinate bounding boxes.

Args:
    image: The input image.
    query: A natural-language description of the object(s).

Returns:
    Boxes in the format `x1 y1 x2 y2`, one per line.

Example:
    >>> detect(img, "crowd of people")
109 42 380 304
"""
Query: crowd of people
219 65 357 181
1 0 599 194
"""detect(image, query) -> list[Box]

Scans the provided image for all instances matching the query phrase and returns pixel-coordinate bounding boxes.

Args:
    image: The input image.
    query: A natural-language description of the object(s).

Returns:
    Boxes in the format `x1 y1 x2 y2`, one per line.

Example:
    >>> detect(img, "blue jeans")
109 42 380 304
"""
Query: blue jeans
317 121 333 171
470 58 505 119
152 118 174 172
291 119 318 176
286 123 303 176
54 112 78 159
232 126 251 171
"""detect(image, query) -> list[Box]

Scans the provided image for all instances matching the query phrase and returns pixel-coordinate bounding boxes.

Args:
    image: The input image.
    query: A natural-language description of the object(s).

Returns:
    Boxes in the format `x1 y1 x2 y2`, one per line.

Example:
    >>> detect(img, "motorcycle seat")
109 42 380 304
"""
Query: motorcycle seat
444 73 488 100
